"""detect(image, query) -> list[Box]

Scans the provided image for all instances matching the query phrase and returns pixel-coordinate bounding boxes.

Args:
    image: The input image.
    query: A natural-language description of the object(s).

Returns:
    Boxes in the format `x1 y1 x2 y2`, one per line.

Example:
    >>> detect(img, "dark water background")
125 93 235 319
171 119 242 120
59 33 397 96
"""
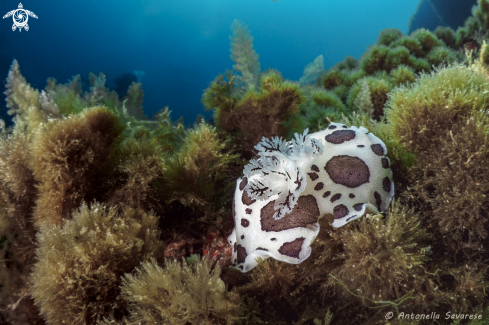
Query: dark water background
1 0 420 125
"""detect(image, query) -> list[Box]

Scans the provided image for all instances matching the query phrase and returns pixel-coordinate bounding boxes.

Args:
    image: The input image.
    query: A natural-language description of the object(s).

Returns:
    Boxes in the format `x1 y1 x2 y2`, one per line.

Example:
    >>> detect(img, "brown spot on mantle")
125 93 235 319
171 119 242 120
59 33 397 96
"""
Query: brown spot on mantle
278 237 305 258
260 195 319 232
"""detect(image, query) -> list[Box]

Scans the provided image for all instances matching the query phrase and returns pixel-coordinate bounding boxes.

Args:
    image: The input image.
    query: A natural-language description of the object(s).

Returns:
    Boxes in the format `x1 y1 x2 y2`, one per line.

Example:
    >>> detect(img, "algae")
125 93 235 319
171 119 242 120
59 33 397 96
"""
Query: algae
2 2 489 324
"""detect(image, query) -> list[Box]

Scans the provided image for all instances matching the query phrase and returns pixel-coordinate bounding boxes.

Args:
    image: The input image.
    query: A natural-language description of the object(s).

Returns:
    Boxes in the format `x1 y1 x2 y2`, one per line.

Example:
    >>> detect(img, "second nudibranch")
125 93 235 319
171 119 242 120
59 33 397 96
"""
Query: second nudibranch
228 122 394 272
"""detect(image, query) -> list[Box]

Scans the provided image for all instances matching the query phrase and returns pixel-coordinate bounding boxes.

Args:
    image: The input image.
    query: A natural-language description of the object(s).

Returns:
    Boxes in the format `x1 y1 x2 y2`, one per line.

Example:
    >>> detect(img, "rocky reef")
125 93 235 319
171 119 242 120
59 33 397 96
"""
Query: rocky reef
3 1 489 324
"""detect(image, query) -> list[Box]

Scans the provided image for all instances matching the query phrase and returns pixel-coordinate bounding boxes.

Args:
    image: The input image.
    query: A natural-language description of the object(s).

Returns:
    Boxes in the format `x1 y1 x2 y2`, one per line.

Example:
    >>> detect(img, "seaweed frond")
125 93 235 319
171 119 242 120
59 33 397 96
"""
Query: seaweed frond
101 256 242 325
30 106 124 229
4 60 43 133
165 122 240 219
330 199 434 311
204 71 305 158
107 135 166 214
230 19 260 91
329 274 415 321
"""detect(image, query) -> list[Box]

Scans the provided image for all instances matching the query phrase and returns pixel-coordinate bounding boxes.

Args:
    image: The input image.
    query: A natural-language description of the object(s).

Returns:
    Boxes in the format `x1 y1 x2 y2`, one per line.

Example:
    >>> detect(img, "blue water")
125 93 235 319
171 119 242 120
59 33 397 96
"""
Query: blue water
0 0 419 125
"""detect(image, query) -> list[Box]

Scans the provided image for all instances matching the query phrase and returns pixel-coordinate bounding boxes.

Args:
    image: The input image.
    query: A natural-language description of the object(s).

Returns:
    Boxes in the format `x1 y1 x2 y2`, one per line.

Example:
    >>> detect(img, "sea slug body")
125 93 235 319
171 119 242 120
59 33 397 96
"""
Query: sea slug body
228 122 394 272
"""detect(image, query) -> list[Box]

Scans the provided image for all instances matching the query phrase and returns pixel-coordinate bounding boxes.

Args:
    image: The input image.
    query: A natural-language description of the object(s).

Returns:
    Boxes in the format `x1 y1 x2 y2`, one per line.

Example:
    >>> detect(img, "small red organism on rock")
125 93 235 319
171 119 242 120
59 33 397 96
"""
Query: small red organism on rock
164 238 199 262
163 230 232 267
202 230 233 267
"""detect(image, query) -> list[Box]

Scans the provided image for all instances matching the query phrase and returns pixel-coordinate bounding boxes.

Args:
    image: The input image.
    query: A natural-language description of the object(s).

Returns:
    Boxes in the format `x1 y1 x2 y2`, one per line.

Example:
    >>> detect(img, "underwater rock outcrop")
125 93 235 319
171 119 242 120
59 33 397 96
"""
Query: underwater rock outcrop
408 0 476 34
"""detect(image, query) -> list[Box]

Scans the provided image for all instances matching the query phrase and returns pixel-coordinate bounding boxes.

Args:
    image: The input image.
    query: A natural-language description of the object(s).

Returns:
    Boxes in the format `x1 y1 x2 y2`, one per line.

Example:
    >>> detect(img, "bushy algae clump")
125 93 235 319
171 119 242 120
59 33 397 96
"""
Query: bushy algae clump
0 60 242 324
319 26 462 121
100 256 242 325
203 70 305 158
30 106 124 230
385 63 489 258
30 202 162 325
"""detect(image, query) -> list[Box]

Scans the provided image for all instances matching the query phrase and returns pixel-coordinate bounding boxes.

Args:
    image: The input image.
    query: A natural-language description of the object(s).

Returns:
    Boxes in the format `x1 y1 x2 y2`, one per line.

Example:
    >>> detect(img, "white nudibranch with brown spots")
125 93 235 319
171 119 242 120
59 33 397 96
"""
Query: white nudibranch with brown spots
228 123 394 272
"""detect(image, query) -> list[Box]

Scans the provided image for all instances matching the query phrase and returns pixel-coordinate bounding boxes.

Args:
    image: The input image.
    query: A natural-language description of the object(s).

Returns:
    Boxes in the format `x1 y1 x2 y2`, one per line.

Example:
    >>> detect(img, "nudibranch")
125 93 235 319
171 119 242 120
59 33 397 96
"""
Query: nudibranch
228 123 394 272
